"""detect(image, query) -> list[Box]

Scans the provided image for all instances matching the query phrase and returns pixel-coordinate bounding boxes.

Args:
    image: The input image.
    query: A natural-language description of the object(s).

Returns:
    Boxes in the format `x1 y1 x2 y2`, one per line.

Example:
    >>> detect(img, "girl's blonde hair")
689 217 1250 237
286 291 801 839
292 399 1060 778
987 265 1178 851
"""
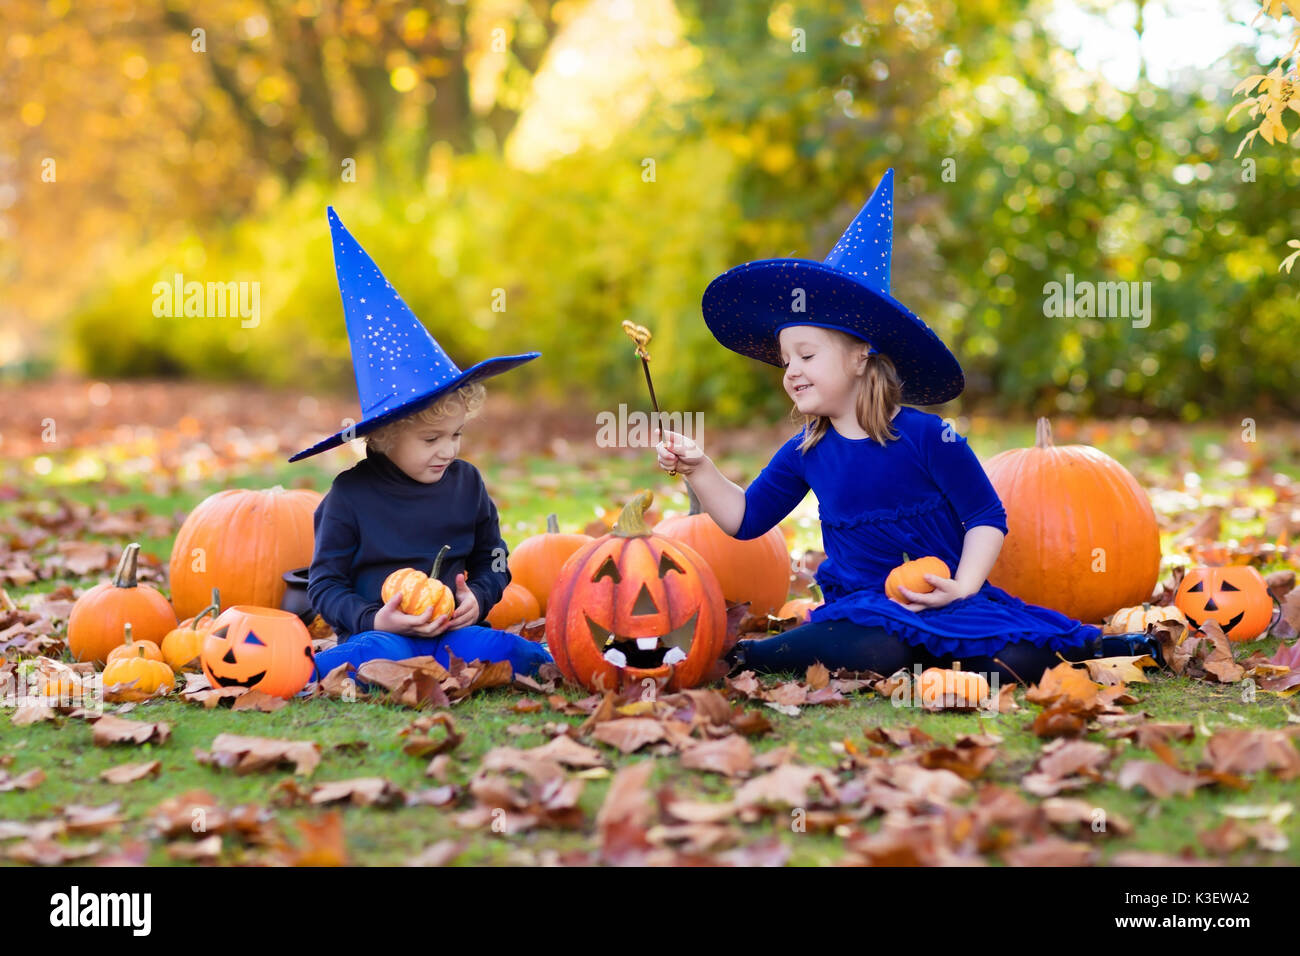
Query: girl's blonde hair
365 381 487 456
792 328 903 452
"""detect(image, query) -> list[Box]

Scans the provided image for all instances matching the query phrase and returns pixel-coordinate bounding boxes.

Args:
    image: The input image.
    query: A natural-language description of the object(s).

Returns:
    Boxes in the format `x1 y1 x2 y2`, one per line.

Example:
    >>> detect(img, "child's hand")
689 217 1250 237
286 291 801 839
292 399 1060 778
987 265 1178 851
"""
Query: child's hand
890 575 975 612
443 573 479 631
654 428 705 476
374 592 452 638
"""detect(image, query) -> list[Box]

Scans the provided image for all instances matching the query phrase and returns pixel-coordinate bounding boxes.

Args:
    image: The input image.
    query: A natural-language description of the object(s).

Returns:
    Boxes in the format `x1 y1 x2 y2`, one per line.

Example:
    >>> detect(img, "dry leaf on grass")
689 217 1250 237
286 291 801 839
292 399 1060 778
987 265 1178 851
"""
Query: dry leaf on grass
680 735 754 778
307 777 407 808
100 761 161 784
398 713 462 758
0 768 45 792
195 733 320 776
90 714 171 747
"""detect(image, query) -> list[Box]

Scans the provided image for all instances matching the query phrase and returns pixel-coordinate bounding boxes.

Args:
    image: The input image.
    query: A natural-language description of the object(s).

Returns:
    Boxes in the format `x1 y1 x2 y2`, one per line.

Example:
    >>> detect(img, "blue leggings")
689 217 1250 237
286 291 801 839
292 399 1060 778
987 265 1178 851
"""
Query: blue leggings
313 625 553 681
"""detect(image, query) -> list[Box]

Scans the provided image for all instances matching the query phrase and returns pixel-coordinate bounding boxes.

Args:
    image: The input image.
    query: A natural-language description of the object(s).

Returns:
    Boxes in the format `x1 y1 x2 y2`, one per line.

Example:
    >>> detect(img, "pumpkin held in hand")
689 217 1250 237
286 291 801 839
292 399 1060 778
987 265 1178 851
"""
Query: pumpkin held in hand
1103 602 1188 635
507 514 593 614
547 490 726 692
983 417 1160 623
1174 566 1274 642
67 543 178 665
102 624 176 700
161 588 221 671
200 605 316 698
169 485 321 619
653 484 791 617
486 582 541 630
885 553 951 605
382 545 455 618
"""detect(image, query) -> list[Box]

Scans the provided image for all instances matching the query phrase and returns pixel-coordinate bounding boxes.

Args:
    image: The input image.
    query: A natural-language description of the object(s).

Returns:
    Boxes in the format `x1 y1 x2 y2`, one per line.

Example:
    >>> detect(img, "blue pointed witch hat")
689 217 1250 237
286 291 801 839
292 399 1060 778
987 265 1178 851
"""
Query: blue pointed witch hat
701 168 963 406
289 207 540 462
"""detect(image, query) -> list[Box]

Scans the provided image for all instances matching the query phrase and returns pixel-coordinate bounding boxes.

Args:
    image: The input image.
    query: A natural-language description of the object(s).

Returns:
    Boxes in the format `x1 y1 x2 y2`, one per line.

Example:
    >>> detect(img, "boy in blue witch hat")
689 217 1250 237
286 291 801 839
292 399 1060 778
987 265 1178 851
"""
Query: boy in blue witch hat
291 207 552 679
655 169 1162 685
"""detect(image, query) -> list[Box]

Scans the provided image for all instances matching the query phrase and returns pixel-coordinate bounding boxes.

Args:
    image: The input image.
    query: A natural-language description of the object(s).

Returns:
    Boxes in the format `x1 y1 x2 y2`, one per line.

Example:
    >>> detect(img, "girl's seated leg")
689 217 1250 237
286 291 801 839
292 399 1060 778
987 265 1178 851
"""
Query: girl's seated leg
737 619 935 676
312 626 553 682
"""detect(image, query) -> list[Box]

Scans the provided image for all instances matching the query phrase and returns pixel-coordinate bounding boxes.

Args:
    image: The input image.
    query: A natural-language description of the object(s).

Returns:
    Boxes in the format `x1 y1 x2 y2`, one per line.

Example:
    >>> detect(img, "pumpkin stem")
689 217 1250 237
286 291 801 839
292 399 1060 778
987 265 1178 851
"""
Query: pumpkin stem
1035 417 1054 449
546 514 559 534
430 544 451 579
111 543 141 589
196 587 221 629
686 483 702 516
123 621 133 645
809 583 824 603
611 490 654 538
902 551 911 564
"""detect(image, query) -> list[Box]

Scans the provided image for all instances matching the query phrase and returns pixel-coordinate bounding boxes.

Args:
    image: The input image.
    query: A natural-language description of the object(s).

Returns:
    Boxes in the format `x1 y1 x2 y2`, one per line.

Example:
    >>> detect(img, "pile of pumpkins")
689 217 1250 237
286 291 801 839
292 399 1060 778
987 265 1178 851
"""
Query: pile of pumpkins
65 485 322 700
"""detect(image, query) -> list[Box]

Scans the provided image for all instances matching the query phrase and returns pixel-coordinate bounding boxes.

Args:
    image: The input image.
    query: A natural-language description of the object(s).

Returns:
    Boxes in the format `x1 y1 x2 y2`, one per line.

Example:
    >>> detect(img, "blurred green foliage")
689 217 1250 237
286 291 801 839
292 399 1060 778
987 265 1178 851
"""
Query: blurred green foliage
43 0 1300 421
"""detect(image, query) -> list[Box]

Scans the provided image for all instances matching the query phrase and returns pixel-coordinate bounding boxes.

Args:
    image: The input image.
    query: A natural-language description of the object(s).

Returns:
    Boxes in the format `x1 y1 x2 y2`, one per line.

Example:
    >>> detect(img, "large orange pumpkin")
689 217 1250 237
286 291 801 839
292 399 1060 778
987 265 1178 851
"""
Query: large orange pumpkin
486 582 541 630
508 514 593 614
983 417 1160 624
1174 566 1274 642
168 485 321 620
200 605 316 698
547 490 726 692
653 484 791 617
67 543 178 665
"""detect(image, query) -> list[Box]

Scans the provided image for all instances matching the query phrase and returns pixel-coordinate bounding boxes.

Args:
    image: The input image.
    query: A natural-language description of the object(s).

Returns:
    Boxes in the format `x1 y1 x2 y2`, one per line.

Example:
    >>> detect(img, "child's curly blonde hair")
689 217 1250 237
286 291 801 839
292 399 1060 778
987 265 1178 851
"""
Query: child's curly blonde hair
365 382 487 456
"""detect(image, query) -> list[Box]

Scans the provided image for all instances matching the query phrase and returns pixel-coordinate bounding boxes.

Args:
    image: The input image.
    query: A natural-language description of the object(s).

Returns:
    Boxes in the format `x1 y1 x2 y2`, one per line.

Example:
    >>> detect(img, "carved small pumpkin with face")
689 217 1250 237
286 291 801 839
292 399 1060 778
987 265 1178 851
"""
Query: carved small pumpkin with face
200 605 316 698
547 490 726 692
1174 566 1273 642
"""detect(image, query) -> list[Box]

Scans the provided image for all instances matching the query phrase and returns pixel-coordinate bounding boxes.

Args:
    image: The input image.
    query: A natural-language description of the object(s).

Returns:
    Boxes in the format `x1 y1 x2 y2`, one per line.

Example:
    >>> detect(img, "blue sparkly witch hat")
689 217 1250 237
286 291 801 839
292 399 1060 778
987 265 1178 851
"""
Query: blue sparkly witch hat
288 207 540 462
701 168 963 405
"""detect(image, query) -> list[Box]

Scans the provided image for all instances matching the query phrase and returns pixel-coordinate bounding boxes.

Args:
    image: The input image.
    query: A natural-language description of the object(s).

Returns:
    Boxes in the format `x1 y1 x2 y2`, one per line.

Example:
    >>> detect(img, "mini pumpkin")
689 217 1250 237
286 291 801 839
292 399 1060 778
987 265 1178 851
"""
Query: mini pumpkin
105 625 165 666
915 666 990 710
382 545 456 619
1174 566 1274 642
885 553 951 604
1103 602 1188 635
200 605 316 698
102 624 176 700
547 490 726 692
161 587 221 671
67 543 178 665
777 584 824 625
486 582 541 630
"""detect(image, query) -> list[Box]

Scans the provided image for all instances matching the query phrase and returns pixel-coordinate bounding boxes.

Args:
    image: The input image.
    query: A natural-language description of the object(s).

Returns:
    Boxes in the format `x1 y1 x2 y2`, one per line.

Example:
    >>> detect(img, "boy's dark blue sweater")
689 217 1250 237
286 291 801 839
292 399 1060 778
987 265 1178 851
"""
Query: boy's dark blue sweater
307 446 512 640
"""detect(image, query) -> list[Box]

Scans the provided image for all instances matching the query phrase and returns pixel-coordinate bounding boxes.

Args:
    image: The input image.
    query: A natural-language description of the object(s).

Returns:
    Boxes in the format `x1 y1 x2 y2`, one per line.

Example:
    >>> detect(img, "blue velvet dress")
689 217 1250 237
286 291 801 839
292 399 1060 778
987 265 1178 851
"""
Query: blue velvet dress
734 407 1100 658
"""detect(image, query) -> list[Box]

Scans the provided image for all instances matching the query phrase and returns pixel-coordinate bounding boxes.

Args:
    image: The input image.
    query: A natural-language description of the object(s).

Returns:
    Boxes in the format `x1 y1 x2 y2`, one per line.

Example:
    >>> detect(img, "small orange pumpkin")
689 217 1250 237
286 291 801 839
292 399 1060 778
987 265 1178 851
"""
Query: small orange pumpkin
1175 566 1274 642
885 553 951 604
508 515 593 614
382 545 456 619
547 490 726 692
161 587 221 671
200 605 315 698
777 584 824 624
486 582 541 630
105 624 165 666
915 666 990 710
67 543 178 665
102 624 176 700
1103 602 1188 635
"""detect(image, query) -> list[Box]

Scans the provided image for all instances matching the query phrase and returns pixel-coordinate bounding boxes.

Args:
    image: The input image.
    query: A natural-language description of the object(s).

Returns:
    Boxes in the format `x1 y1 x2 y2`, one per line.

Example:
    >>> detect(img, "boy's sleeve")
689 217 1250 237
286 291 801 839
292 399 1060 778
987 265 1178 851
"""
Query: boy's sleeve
923 417 1009 534
734 433 810 540
465 473 511 625
307 490 383 636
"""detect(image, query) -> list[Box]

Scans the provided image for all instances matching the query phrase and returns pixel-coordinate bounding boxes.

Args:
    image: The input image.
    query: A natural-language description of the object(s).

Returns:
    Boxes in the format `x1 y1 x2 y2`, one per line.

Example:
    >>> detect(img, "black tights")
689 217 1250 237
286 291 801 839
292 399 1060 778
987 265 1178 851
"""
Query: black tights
737 619 1096 685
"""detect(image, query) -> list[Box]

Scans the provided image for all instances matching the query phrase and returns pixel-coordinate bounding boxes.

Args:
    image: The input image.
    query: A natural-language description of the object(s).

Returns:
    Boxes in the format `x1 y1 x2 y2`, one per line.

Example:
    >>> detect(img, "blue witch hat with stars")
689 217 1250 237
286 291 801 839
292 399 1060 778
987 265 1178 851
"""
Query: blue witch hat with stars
701 168 963 406
288 207 540 462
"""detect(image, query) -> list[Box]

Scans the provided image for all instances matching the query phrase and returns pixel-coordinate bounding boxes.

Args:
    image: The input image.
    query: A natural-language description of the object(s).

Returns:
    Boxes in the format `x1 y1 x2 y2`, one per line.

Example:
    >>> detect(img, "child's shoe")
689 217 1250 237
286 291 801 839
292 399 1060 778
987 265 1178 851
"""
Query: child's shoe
1092 631 1165 667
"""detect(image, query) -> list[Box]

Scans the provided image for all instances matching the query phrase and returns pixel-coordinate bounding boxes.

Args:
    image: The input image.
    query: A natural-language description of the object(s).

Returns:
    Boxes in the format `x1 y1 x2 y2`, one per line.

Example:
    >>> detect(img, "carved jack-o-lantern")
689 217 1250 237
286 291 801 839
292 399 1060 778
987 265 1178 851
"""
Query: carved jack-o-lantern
547 491 726 692
200 605 316 698
1174 566 1274 643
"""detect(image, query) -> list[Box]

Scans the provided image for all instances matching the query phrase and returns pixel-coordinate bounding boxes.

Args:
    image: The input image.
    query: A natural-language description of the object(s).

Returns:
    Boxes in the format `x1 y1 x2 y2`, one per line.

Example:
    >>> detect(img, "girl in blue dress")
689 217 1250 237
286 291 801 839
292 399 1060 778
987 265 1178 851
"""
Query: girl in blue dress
655 169 1158 683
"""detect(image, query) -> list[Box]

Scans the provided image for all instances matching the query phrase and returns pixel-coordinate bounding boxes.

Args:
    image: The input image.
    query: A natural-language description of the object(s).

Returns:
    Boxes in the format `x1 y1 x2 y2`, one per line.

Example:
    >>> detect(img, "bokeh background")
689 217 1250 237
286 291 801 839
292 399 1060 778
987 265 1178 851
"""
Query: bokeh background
4 0 1298 428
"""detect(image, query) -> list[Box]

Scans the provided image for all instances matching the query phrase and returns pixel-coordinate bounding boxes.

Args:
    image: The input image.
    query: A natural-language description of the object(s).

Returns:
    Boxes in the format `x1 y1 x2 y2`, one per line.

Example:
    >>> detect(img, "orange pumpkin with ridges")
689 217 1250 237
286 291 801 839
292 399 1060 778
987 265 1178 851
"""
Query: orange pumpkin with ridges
382 545 455 618
508 514 592 614
67 543 178 665
885 553 951 604
486 582 541 630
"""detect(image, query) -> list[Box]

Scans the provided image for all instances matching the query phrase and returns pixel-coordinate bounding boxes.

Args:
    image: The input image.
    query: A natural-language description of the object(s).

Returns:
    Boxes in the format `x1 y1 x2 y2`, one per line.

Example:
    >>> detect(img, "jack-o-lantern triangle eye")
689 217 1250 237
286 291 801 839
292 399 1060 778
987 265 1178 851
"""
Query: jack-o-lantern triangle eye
658 553 684 577
1187 581 1204 592
1220 581 1240 591
593 557 621 583
244 631 266 646
211 624 230 639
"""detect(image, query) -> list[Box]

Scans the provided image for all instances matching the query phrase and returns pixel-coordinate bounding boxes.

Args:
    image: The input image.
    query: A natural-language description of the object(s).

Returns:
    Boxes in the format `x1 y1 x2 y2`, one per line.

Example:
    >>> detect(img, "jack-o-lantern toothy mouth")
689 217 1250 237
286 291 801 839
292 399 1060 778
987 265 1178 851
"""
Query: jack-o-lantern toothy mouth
585 610 697 669
1186 610 1244 633
211 670 267 688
